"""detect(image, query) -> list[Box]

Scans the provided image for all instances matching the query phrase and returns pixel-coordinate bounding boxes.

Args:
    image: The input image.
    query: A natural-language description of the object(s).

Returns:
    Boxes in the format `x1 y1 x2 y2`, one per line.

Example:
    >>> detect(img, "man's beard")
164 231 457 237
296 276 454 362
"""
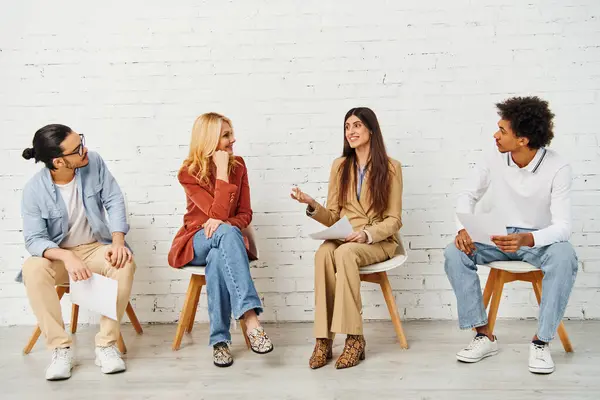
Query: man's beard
64 158 85 170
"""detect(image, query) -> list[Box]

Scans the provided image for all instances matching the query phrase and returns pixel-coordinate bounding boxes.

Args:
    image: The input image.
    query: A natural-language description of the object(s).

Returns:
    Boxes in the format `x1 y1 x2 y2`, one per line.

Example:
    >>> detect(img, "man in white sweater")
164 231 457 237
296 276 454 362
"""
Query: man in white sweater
445 96 578 374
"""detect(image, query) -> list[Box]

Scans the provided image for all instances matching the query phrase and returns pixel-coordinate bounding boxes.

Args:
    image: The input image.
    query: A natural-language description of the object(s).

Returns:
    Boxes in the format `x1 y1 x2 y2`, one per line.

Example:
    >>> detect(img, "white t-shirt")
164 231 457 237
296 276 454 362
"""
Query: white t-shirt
56 178 96 248
456 146 572 247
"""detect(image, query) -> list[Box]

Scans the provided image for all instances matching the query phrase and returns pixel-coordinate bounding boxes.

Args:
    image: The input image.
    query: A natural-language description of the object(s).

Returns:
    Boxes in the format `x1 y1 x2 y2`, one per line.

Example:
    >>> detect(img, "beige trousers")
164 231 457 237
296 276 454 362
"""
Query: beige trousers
314 240 389 338
22 242 136 349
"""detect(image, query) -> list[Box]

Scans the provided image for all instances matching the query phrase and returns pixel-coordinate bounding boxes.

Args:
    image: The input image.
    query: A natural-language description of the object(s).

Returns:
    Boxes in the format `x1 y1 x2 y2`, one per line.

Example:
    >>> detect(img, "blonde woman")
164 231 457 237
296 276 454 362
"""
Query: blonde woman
168 113 273 367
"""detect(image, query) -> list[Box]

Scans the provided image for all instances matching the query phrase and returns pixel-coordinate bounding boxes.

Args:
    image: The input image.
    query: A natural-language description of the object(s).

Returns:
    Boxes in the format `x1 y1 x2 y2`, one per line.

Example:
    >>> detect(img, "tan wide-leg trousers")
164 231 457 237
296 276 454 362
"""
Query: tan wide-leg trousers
22 242 136 349
314 240 389 338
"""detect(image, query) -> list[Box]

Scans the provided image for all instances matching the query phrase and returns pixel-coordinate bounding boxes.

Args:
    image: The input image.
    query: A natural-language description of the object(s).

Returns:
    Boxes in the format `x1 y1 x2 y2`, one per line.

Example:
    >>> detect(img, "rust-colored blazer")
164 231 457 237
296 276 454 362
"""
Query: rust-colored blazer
168 156 254 268
310 157 403 258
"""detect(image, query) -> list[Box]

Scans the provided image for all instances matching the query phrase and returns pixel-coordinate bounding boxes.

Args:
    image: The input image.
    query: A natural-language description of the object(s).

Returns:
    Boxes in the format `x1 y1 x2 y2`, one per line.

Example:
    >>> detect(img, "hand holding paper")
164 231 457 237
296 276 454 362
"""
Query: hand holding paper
490 232 535 253
309 216 353 240
456 213 507 247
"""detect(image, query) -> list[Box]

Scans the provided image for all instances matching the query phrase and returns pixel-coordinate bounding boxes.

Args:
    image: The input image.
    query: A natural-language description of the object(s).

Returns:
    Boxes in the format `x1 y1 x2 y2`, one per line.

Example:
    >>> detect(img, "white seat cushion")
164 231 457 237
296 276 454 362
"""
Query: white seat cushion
360 254 408 274
180 266 207 275
478 261 539 273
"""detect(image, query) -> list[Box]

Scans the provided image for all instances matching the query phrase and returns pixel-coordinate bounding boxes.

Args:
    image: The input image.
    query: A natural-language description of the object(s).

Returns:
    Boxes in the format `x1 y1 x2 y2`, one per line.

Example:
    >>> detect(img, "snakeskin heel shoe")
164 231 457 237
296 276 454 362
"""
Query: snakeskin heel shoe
335 335 366 369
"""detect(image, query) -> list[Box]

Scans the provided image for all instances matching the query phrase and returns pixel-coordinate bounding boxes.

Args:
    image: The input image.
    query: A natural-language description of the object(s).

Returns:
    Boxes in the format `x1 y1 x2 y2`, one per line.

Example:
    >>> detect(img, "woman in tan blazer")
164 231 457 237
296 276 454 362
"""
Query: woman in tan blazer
291 107 403 370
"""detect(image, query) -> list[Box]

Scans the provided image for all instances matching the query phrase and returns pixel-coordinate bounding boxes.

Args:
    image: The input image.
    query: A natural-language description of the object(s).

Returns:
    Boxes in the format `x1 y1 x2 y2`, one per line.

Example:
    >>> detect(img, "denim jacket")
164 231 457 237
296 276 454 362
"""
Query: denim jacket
17 151 129 282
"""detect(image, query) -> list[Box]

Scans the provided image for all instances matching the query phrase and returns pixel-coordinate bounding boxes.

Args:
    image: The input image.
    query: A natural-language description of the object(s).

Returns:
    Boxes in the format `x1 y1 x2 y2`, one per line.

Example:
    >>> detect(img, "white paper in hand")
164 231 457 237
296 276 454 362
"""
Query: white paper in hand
70 273 118 321
456 213 507 246
309 216 354 240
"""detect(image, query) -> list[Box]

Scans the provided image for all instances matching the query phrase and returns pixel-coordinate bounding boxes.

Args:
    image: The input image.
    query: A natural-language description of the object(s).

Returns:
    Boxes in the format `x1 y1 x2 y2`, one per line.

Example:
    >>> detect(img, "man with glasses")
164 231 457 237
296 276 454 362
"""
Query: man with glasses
20 124 136 380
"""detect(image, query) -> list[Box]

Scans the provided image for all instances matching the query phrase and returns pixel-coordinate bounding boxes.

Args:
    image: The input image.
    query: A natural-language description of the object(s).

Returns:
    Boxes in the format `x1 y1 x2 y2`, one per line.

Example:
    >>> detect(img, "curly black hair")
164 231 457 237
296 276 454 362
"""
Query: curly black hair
496 96 555 149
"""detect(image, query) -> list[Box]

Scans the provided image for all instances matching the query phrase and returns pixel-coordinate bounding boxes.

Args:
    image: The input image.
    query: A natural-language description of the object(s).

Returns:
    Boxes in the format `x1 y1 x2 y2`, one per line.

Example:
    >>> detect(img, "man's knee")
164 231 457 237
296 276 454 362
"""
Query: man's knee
443 242 471 276
22 257 53 286
543 242 578 276
121 258 137 276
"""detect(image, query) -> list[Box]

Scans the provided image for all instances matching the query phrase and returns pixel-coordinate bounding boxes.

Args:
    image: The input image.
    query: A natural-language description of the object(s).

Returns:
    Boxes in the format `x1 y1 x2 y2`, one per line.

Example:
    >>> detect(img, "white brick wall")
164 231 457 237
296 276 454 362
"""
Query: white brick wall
1 0 599 326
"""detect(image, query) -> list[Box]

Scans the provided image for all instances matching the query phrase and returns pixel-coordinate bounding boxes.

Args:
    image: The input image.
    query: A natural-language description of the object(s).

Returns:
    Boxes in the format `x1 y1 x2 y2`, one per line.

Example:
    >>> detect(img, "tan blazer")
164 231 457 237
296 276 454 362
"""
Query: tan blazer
310 157 403 258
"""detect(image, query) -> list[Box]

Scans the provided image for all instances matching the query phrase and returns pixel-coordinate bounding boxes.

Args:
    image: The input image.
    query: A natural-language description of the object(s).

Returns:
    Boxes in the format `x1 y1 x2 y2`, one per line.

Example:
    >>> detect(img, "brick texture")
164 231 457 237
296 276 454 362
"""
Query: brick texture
1 0 599 326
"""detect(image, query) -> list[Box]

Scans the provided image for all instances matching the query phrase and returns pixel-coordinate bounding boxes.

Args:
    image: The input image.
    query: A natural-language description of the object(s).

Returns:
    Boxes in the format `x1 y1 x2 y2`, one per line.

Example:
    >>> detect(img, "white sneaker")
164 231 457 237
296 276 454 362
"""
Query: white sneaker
529 342 555 374
94 345 126 374
456 334 499 363
45 347 73 381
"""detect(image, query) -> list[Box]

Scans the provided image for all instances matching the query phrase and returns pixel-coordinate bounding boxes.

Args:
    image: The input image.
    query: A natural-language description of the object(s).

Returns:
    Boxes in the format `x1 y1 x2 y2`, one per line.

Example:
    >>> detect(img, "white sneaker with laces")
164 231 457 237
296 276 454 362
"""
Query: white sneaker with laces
529 342 555 374
95 345 126 374
45 347 73 381
456 334 499 363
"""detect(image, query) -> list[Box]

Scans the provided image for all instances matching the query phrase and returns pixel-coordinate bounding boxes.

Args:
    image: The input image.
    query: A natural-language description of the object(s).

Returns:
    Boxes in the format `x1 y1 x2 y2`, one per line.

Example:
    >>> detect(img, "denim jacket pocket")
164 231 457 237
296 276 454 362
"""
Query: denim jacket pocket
41 208 62 220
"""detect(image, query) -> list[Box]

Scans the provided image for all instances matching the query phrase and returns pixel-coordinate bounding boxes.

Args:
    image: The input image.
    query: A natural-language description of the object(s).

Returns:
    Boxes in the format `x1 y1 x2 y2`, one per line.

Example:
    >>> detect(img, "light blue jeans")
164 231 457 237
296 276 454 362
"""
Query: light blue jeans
444 227 578 342
190 224 263 346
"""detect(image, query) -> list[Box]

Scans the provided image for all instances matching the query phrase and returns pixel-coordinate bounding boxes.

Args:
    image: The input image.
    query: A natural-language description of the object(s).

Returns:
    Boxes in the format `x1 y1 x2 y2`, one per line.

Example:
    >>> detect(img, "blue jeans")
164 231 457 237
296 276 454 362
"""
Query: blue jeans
190 224 263 346
444 227 578 342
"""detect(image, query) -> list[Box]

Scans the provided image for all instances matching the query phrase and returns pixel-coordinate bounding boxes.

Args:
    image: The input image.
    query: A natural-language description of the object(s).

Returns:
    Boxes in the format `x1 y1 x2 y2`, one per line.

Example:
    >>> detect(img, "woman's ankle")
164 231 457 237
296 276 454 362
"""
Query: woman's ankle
243 310 260 331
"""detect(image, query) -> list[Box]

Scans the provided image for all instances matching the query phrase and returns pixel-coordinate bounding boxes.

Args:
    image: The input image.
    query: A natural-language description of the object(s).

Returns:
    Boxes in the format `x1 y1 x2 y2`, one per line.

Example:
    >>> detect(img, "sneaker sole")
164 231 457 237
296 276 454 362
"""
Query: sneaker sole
46 374 71 381
95 358 126 374
529 366 555 374
456 349 499 363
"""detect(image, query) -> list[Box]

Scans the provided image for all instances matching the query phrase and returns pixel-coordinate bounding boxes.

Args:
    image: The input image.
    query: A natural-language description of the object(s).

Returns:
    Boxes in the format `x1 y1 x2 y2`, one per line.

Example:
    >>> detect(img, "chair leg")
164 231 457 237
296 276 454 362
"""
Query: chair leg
556 322 574 353
482 269 497 311
487 270 505 334
531 278 573 353
117 333 127 354
186 281 203 333
379 271 409 349
473 269 498 332
70 304 79 334
126 302 143 334
240 319 251 349
23 327 42 355
24 286 69 355
172 275 202 351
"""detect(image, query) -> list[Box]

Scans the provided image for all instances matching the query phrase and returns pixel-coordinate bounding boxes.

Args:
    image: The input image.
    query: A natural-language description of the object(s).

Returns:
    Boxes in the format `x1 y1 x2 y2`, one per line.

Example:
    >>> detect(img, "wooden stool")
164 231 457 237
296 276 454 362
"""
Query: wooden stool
23 285 143 355
359 233 409 349
479 261 573 352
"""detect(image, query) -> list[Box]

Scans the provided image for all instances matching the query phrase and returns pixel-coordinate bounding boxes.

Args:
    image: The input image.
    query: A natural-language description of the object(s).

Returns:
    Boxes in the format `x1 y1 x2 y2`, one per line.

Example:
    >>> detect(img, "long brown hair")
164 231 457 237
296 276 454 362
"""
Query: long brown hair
337 107 391 216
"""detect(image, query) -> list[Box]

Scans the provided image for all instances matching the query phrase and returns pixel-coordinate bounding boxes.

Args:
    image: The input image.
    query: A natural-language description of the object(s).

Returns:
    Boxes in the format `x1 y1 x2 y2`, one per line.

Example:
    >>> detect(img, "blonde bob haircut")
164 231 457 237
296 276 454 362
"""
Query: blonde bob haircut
183 112 238 185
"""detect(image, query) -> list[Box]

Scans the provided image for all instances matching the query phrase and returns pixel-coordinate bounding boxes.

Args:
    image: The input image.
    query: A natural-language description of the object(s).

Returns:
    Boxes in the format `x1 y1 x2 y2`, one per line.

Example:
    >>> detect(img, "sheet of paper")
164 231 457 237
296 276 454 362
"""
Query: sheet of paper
70 273 118 321
456 213 507 246
309 216 354 240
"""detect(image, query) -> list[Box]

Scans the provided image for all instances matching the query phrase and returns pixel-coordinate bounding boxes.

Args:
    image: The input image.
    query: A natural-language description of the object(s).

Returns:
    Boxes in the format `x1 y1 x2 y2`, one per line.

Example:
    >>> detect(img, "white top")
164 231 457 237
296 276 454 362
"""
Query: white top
56 178 96 248
455 146 572 247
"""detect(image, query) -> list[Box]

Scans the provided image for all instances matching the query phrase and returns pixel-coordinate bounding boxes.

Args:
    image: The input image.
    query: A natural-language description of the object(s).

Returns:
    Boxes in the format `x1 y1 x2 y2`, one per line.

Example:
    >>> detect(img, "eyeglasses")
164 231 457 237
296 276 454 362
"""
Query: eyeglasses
62 134 86 157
